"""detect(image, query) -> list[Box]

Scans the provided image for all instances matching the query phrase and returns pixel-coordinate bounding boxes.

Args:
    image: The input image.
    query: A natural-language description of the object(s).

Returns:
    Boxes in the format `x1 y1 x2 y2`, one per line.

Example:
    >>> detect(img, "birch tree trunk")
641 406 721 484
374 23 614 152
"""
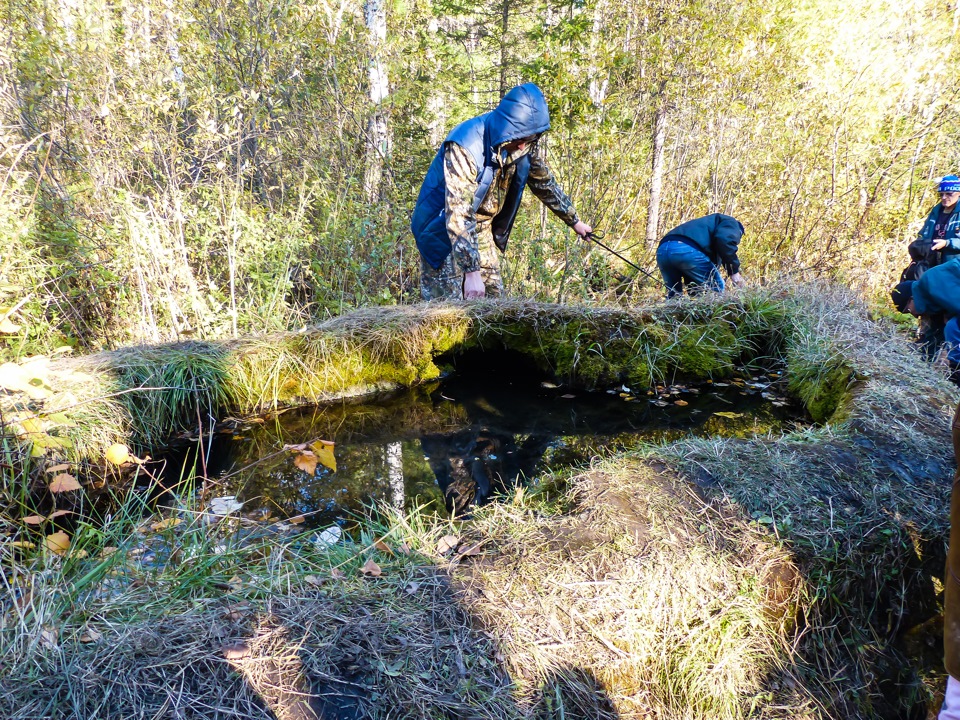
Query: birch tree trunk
363 0 390 202
646 98 668 247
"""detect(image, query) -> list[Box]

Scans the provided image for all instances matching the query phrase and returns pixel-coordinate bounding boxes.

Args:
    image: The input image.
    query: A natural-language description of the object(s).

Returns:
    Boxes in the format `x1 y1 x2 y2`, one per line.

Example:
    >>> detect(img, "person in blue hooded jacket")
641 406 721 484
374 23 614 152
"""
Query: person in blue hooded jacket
916 174 960 262
891 257 960 383
655 213 746 298
411 83 592 300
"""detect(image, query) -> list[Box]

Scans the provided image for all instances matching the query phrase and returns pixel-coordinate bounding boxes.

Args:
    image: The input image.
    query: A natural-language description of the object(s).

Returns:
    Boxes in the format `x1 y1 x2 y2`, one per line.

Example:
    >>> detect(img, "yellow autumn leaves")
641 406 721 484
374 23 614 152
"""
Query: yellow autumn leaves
284 439 336 474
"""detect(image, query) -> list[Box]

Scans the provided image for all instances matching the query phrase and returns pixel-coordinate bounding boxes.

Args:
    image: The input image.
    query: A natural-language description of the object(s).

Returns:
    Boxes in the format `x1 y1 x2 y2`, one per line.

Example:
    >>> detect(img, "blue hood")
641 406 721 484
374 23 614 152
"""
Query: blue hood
488 83 551 147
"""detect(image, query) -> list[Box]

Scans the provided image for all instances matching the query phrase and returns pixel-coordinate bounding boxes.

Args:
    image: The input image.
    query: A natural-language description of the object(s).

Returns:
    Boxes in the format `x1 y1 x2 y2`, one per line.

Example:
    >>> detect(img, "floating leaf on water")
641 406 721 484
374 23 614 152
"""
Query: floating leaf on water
313 525 342 549
293 451 318 475
360 558 382 576
44 531 70 555
209 496 243 516
150 518 181 532
560 394 576 399
540 381 559 389
712 382 729 387
288 514 306 525
674 400 689 406
653 400 670 407
436 535 459 554
105 444 129 466
309 440 337 472
713 411 743 419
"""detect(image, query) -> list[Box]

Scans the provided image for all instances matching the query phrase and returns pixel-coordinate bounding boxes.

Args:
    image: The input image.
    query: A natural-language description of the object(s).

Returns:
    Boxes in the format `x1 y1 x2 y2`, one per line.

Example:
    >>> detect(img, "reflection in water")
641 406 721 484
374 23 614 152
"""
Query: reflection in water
163 351 803 527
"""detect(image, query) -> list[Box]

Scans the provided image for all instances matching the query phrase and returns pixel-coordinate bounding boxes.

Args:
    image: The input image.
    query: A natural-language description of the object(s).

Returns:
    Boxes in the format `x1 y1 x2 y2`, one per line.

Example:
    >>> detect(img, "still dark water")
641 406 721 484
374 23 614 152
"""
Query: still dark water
169 350 803 527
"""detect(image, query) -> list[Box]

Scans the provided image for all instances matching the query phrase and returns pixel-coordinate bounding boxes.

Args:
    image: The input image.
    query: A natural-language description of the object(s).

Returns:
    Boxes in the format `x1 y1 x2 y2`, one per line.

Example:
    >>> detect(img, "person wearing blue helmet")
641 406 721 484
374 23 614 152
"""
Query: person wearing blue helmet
918 174 960 260
411 83 592 300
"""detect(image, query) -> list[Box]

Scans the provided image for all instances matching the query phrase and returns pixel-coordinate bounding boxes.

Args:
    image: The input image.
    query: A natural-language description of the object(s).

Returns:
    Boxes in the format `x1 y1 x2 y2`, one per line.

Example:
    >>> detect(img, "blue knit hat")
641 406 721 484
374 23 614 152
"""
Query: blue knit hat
940 174 960 192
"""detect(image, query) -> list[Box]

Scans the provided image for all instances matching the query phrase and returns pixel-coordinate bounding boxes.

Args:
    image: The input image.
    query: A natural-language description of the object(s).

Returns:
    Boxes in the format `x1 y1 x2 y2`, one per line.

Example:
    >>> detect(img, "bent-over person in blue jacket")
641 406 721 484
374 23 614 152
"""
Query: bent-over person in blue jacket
891 257 960 384
655 213 746 298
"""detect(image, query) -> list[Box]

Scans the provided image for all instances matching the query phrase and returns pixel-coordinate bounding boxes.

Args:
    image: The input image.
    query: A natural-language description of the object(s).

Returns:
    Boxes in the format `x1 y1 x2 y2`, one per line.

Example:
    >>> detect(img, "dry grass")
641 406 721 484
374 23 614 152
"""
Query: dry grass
0 284 956 719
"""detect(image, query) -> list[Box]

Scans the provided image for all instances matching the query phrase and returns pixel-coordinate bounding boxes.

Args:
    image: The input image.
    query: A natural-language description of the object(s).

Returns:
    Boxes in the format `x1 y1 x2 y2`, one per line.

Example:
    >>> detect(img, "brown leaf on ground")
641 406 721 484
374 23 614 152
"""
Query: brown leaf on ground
294 451 318 475
398 542 412 555
288 514 306 525
39 626 58 649
79 628 102 643
458 542 485 557
44 531 70 555
360 558 382 577
222 642 251 660
22 515 45 525
48 510 72 519
436 535 459 554
46 463 71 474
330 568 346 580
49 474 81 493
373 538 393 555
304 575 324 586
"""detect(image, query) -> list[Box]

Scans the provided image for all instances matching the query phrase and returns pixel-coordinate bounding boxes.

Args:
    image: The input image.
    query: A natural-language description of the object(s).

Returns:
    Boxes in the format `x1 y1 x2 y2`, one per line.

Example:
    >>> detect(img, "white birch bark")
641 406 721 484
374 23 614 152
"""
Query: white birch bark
363 0 391 202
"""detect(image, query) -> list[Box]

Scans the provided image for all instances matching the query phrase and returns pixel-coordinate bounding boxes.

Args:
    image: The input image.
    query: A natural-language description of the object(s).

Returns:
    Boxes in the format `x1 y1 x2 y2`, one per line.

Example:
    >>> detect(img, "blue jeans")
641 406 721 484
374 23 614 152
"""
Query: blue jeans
655 240 724 298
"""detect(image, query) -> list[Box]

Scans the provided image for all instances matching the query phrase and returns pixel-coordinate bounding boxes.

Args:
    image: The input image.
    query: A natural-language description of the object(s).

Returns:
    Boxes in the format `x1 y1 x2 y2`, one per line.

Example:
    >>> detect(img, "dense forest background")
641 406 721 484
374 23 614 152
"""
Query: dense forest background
1 0 958 356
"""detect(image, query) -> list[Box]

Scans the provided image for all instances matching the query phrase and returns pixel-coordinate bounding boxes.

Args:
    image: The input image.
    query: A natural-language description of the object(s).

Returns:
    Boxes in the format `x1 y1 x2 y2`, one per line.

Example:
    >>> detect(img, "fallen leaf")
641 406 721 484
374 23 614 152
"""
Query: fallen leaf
79 628 102 643
46 463 71 474
313 525 342 548
294 451 318 475
48 510 72 519
674 400 689 406
0 318 20 334
309 439 337 472
398 542 412 555
105 443 129 465
405 581 421 594
540 381 559 389
9 540 36 549
458 542 485 557
330 568 346 580
560 394 576 399
373 538 393 555
150 517 182 531
436 535 459 554
99 546 118 558
39 626 58 649
304 575 324 586
44 531 70 555
209 495 243 516
49 474 81 493
360 558 382 576
288 514 306 525
22 515 45 525
222 642 251 660
713 411 743 419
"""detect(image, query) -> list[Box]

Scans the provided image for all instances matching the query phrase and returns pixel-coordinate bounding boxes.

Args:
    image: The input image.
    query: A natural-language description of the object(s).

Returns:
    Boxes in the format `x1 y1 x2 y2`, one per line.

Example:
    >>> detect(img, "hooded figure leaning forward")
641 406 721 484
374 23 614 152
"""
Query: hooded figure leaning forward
411 83 592 300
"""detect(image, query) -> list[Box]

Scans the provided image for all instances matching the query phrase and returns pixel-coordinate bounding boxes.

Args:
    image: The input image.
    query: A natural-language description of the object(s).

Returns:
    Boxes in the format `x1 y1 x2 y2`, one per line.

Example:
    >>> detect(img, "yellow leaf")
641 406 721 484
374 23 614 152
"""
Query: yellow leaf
294 451 318 475
150 517 181 531
288 514 306 525
0 317 20 334
45 531 70 555
9 540 36 549
360 558 382 576
310 440 337 471
22 515 45 525
49 474 81 493
105 443 129 465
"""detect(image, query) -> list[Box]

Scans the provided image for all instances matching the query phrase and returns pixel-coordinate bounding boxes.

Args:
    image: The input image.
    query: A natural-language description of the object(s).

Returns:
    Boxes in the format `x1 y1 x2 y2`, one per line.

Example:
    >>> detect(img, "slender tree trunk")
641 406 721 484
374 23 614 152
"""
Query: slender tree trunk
364 0 390 202
499 0 510 99
386 442 404 509
646 97 668 248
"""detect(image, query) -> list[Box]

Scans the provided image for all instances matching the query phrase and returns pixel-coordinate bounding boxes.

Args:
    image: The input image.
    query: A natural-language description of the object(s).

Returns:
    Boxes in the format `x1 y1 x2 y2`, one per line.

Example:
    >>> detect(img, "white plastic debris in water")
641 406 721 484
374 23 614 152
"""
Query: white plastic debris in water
209 496 244 516
312 525 343 549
